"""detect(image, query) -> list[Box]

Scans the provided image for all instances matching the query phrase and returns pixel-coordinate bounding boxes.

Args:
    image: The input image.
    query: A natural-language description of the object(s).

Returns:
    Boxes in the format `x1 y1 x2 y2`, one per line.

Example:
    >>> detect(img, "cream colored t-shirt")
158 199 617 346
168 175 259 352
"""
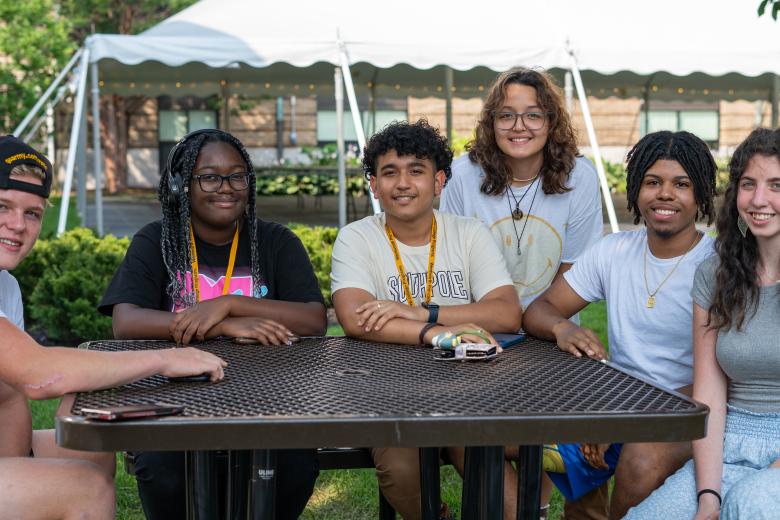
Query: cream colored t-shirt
331 210 513 305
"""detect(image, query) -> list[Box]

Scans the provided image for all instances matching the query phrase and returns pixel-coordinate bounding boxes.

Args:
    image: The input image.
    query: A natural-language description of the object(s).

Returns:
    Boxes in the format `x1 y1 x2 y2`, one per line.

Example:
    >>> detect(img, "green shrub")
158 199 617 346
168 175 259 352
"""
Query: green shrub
255 171 366 197
17 228 129 343
289 223 338 306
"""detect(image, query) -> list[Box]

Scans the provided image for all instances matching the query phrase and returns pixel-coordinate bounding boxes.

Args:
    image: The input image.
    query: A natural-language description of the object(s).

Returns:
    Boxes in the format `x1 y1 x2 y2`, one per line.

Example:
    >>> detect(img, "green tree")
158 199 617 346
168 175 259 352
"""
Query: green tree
0 0 74 134
758 0 780 20
59 0 197 192
1 0 196 190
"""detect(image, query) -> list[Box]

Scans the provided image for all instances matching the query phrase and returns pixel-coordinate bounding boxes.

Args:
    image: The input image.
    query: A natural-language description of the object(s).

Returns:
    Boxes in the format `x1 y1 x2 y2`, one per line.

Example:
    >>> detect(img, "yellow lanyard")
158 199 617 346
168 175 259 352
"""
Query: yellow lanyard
384 216 437 307
189 222 240 303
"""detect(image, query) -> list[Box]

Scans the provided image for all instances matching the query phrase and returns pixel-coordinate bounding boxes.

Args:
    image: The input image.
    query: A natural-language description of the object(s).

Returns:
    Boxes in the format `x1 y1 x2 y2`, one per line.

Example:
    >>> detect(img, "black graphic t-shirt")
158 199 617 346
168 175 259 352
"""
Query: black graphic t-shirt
99 218 323 315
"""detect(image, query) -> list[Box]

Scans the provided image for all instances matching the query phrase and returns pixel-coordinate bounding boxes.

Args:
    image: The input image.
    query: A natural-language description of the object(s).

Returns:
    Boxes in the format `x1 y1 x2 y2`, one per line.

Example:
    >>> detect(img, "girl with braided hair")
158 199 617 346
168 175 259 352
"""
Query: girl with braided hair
627 128 780 519
524 130 718 519
100 129 325 519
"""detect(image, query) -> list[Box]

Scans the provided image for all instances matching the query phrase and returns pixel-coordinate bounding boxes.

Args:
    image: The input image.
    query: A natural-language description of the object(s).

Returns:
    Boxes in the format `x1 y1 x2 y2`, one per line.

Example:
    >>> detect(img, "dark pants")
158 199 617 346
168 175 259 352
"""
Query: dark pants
132 449 320 520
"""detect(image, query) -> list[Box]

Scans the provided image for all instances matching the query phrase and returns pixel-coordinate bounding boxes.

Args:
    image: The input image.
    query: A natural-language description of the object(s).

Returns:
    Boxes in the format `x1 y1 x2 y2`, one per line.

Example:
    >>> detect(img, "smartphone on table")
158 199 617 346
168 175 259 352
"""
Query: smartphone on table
80 403 184 421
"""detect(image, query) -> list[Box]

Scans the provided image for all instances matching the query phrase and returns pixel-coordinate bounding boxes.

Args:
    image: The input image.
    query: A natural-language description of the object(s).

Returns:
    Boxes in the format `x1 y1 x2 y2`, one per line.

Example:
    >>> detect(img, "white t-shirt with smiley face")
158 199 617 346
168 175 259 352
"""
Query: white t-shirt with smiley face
440 155 603 310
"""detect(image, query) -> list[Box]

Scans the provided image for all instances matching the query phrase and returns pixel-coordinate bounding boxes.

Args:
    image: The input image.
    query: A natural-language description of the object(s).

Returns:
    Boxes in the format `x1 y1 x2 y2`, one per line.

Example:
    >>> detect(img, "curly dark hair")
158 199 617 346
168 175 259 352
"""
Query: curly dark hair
625 130 717 225
709 127 780 331
467 68 578 196
362 119 453 184
157 130 260 310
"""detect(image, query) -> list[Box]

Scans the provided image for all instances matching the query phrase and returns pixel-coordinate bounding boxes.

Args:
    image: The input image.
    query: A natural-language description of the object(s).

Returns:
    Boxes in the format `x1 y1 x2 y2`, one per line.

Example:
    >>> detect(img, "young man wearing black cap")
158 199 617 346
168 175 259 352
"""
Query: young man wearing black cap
0 135 227 519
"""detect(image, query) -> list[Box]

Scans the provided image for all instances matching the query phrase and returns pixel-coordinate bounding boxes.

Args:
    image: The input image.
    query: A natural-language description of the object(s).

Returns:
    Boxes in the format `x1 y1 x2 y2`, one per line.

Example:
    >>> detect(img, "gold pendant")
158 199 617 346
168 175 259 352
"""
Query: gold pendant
646 296 655 308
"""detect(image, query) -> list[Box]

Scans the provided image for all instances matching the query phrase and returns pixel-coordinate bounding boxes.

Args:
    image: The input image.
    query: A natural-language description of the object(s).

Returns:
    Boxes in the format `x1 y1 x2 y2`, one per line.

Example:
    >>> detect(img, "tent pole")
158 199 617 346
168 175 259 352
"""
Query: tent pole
57 47 90 236
91 61 104 236
13 48 83 138
772 74 779 128
335 67 346 229
564 71 573 114
569 57 619 233
76 92 88 226
445 67 454 142
46 101 55 166
339 44 381 215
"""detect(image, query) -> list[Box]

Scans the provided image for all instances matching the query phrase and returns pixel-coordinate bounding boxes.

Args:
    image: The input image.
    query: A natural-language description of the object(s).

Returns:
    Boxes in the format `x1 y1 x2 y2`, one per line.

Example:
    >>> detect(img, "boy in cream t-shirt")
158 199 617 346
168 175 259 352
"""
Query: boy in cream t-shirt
331 120 521 519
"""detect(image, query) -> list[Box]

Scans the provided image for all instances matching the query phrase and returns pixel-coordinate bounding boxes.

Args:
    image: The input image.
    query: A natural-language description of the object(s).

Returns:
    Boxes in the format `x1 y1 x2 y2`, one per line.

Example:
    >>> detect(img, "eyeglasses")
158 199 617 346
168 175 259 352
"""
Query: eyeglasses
193 173 251 192
494 111 548 131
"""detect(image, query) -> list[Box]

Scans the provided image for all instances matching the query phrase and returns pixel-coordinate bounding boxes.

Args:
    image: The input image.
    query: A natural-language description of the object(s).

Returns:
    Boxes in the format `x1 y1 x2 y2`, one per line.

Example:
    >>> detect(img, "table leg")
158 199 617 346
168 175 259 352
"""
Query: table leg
462 446 504 520
517 445 542 520
227 450 250 520
249 449 277 520
419 447 440 520
185 451 220 520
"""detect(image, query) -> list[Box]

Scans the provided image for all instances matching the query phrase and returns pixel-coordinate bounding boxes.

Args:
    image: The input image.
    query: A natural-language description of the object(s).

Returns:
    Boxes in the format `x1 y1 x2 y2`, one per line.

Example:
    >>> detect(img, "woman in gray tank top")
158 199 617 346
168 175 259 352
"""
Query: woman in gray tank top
626 128 780 520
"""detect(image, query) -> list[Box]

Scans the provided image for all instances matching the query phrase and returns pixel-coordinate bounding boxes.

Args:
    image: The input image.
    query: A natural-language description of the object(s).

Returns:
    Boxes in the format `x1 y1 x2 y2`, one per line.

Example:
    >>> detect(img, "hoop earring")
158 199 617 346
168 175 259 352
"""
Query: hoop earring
737 215 749 238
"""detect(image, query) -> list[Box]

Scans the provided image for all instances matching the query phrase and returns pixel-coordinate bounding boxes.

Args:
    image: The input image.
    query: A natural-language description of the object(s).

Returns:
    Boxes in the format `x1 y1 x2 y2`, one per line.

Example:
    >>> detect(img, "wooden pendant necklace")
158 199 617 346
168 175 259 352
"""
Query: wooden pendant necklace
643 231 700 308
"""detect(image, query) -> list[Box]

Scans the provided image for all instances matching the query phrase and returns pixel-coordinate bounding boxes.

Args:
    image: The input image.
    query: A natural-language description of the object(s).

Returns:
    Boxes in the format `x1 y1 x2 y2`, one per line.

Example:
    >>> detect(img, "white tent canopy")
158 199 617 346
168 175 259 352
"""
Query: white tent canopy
17 0 780 235
90 0 780 101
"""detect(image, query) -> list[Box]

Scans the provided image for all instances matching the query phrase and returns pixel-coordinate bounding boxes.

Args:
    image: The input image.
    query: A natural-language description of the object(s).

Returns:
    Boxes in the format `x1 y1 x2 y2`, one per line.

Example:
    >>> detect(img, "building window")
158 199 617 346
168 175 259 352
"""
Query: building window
316 110 407 144
158 109 218 172
316 97 408 145
640 102 719 148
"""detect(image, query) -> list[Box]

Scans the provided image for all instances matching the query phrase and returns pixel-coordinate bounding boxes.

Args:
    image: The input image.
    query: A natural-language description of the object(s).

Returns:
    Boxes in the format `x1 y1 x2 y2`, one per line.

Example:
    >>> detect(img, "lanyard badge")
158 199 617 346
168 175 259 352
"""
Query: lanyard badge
384 216 437 307
189 222 240 303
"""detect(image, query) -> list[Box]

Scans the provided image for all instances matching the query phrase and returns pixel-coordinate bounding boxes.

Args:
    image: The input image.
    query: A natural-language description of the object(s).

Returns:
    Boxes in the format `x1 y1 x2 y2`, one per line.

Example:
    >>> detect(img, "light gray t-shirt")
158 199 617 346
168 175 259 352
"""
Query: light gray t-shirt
692 255 780 413
0 270 24 329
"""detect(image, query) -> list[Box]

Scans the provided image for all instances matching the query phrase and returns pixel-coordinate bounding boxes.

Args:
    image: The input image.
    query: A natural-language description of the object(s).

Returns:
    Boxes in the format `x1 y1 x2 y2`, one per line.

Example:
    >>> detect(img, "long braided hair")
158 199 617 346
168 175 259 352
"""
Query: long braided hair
625 130 717 225
467 68 578 196
157 130 260 309
709 128 780 331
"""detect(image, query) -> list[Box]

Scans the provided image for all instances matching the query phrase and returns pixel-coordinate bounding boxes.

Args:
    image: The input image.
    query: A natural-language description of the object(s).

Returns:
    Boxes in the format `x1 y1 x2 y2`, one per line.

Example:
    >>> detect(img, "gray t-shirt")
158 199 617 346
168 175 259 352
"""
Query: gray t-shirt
692 255 780 413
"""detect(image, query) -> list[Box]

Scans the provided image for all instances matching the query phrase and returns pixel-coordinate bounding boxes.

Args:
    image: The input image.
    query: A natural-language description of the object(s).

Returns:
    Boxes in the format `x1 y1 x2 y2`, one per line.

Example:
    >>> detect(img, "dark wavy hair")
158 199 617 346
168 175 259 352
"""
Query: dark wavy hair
708 127 780 331
625 130 717 225
467 68 578 196
362 119 453 184
157 130 260 309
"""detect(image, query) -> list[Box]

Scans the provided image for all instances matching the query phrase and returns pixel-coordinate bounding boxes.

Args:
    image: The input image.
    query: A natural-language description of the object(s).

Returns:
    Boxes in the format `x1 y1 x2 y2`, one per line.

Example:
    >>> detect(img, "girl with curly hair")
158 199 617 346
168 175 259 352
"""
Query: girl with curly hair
627 128 780 519
440 68 603 311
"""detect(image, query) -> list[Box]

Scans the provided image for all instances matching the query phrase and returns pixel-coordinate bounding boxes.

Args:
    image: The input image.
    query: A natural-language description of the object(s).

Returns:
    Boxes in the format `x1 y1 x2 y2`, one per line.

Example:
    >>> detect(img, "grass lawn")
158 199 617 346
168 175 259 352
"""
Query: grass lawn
40 196 81 238
30 302 608 519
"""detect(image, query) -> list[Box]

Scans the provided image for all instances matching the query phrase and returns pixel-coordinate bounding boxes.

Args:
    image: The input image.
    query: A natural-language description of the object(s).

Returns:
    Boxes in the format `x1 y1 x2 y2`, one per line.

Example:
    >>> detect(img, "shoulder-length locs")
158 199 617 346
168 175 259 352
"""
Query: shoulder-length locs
467 68 578 196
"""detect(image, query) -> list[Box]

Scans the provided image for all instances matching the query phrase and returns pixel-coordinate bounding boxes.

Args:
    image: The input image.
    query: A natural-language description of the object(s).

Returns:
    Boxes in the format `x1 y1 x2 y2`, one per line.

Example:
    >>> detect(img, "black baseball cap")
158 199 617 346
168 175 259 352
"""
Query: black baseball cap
0 135 53 198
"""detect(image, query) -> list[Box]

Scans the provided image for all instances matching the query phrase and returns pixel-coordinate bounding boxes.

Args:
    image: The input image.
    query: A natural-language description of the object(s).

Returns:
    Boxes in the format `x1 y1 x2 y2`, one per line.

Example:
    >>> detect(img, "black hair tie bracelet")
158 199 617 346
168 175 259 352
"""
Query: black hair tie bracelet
697 488 722 506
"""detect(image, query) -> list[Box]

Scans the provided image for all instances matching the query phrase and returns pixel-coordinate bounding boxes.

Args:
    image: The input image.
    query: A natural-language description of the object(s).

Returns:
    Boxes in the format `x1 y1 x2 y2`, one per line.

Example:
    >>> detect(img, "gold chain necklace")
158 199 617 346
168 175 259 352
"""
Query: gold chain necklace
643 232 700 309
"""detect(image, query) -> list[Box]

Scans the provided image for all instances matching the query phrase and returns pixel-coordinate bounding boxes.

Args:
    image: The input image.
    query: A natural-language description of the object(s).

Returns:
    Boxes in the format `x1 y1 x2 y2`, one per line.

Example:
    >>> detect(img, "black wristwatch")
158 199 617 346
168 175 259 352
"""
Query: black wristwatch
422 302 440 323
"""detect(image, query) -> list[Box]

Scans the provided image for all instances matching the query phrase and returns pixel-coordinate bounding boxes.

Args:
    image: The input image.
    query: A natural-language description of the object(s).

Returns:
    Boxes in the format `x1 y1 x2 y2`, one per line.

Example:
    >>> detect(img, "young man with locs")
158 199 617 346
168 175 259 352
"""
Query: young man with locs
524 130 718 519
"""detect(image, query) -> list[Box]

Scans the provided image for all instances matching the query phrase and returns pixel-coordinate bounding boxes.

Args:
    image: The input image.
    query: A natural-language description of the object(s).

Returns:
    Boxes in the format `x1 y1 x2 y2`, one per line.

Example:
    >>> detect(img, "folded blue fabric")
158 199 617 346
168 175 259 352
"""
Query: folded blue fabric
547 443 622 501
